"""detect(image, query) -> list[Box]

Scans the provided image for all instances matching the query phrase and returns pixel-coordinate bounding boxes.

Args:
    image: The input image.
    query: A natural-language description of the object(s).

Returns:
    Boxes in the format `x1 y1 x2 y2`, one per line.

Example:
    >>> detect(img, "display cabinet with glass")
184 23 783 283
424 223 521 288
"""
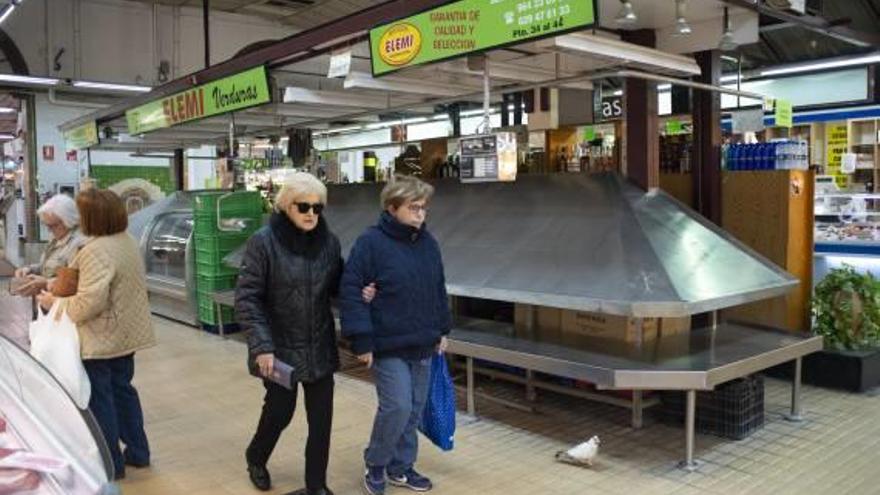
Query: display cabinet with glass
0 335 116 494
814 189 880 253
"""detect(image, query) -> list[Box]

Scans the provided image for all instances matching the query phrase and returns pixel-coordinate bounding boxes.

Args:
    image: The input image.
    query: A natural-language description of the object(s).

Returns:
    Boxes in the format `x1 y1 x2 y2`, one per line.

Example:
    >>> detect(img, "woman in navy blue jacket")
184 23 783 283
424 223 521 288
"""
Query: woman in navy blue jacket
340 175 451 495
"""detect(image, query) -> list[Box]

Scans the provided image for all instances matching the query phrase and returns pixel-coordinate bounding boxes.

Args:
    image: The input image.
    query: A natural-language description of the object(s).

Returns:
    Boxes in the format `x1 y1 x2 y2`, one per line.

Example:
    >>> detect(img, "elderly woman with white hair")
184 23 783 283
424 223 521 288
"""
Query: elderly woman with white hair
236 172 373 495
14 194 85 295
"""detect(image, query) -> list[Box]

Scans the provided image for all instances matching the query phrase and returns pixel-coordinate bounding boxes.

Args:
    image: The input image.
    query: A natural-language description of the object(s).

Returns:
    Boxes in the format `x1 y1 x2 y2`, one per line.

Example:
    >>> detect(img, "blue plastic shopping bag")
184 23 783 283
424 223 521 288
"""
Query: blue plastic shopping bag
419 353 456 451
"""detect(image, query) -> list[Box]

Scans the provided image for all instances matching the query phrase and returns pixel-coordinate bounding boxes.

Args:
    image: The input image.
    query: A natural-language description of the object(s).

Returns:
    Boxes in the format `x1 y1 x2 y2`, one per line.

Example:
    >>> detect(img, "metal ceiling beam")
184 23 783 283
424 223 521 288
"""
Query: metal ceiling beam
59 0 445 131
720 0 880 47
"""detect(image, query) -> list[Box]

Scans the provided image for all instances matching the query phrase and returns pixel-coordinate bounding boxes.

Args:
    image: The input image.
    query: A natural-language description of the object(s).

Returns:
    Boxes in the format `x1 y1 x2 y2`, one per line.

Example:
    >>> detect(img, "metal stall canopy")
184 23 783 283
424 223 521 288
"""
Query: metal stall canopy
225 173 797 318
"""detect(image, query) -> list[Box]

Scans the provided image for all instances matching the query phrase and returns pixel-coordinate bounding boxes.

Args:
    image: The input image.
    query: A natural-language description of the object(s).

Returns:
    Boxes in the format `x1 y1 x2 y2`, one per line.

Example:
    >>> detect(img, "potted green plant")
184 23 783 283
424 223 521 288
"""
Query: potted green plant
805 265 880 392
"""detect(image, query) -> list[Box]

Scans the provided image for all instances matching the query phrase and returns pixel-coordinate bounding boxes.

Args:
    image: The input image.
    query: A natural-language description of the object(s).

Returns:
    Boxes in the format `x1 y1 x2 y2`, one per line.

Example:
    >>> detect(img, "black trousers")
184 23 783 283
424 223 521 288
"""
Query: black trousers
246 374 335 490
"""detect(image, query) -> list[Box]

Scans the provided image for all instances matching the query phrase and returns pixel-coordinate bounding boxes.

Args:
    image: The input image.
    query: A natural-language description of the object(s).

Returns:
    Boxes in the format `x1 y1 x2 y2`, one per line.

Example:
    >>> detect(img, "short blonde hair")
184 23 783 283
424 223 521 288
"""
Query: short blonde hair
274 172 328 213
381 175 434 210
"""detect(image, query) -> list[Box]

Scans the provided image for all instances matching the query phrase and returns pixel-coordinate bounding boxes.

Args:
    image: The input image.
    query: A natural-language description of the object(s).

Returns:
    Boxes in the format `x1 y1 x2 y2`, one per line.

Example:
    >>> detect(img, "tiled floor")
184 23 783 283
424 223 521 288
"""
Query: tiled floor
3 292 880 495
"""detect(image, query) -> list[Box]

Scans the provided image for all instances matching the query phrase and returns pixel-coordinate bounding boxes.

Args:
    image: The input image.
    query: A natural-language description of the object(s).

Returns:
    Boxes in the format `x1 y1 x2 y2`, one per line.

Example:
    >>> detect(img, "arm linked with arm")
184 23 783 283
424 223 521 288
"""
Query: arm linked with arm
340 236 376 355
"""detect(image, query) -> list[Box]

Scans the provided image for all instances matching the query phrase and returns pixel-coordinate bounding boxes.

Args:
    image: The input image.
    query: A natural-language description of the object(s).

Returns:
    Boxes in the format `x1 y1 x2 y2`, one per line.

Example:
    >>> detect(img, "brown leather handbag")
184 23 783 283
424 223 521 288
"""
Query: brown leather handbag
52 267 79 297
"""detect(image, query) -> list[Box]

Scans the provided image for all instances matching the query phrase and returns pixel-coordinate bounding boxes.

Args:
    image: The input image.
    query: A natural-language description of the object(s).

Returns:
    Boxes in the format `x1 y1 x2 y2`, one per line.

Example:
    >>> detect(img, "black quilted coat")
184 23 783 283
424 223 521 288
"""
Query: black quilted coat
235 212 343 383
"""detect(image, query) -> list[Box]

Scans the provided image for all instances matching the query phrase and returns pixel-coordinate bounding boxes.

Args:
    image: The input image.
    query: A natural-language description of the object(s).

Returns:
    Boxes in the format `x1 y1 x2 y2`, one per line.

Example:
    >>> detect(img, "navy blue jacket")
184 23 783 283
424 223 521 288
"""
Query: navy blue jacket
340 211 452 357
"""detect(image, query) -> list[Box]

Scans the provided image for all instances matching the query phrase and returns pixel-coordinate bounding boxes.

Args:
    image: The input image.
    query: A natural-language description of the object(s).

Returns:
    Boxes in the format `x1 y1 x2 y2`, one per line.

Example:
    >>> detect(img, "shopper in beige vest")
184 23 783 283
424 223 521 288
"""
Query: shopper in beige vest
37 188 155 480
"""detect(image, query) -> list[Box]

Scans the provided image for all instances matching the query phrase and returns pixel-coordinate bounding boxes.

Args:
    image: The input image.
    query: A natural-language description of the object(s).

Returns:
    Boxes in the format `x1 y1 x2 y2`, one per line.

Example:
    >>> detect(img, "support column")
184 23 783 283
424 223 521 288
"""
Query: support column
173 149 185 191
623 30 659 191
23 94 38 243
692 50 722 225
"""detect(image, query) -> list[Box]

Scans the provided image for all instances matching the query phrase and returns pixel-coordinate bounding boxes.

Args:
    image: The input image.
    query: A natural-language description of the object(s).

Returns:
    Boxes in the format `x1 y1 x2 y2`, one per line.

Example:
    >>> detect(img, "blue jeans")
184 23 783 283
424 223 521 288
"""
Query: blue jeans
83 354 150 477
365 356 432 475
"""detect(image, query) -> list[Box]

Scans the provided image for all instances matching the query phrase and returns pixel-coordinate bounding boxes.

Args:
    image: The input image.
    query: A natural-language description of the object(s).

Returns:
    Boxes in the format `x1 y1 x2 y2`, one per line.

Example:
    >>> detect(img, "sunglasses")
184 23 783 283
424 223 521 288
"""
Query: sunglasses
293 202 324 215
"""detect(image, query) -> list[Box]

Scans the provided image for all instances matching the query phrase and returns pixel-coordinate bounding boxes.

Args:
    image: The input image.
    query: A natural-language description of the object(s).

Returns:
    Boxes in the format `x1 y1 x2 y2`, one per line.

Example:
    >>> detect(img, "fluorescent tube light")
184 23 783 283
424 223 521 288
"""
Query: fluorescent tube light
612 90 624 96
344 72 475 97
0 133 15 139
0 74 59 86
72 80 152 92
0 107 15 113
760 54 880 77
0 0 22 25
283 87 393 109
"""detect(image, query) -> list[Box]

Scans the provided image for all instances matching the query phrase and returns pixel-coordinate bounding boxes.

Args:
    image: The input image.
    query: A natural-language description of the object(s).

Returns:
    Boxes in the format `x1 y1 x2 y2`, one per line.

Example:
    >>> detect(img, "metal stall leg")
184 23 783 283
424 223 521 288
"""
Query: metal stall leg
214 301 226 338
678 390 700 471
526 369 537 402
785 357 804 422
631 390 644 429
467 356 476 417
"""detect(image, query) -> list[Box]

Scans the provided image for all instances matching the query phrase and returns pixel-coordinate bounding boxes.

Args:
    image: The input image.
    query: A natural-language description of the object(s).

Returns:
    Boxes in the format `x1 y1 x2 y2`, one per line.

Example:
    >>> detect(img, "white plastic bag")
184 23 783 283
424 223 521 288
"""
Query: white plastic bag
29 302 91 409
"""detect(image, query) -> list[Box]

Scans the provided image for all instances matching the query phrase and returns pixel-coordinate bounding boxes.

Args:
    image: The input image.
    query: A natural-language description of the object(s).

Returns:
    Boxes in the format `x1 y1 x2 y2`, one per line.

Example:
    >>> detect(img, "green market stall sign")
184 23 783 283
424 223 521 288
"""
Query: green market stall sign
370 0 597 76
63 121 99 150
774 98 793 128
126 66 271 135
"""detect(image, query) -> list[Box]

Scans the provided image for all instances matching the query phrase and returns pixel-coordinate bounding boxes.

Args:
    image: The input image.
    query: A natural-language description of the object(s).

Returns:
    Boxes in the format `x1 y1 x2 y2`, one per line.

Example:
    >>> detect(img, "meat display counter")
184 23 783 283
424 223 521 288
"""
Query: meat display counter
0 334 116 494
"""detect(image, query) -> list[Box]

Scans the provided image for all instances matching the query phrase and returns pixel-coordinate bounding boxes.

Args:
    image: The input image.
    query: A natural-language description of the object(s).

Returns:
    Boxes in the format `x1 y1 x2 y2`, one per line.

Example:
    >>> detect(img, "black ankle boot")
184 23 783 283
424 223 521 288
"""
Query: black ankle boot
247 464 271 491
284 487 335 495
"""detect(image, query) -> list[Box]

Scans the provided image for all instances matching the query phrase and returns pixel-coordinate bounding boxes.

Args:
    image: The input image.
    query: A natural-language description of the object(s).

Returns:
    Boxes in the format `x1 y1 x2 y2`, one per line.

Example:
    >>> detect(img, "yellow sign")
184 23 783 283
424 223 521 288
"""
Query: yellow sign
825 124 849 188
377 23 423 67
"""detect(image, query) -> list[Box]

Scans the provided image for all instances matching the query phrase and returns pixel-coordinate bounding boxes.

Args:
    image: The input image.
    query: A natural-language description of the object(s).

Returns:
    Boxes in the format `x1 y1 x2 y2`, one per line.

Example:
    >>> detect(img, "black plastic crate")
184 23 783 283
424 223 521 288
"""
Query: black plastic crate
658 374 764 440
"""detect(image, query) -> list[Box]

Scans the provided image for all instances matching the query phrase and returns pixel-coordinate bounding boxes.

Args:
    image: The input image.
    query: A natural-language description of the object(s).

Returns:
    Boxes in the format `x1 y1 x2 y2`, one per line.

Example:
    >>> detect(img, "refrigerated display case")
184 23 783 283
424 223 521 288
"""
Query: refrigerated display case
0 334 116 494
129 193 198 326
814 192 880 254
813 184 880 286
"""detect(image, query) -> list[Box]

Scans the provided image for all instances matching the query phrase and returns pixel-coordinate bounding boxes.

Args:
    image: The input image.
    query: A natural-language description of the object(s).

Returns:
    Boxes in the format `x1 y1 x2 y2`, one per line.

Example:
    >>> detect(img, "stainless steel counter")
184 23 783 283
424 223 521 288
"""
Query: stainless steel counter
447 317 822 470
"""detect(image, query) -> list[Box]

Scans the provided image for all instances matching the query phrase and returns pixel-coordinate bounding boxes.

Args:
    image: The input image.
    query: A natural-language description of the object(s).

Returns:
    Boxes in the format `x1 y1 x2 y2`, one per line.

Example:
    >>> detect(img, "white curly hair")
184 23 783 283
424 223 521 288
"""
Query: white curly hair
37 194 79 229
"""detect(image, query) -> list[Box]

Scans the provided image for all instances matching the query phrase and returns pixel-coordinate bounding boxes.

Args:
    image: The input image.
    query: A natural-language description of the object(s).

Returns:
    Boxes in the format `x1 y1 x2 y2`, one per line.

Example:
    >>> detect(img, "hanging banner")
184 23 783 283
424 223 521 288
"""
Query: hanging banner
825 124 849 188
774 98 793 128
63 121 99 151
328 50 353 78
370 0 597 76
731 108 765 134
126 66 272 135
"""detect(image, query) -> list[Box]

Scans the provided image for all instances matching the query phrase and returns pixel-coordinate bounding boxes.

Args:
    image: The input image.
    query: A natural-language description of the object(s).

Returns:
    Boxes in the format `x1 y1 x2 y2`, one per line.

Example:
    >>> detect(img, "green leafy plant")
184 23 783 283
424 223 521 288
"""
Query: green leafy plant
813 265 880 351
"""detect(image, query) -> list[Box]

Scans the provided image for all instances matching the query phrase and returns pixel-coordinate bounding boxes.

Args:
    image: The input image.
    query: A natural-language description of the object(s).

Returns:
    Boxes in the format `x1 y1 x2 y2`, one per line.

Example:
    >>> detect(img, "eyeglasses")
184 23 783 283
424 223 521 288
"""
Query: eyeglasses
406 204 429 214
293 202 324 215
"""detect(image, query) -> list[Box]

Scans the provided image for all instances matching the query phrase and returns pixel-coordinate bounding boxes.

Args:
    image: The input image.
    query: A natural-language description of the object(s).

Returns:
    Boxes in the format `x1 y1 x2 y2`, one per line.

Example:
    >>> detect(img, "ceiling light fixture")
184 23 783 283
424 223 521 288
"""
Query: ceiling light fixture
0 133 15 140
615 0 637 25
674 0 692 36
718 7 738 51
0 0 23 26
0 107 16 113
0 73 59 86
760 53 880 77
72 81 152 93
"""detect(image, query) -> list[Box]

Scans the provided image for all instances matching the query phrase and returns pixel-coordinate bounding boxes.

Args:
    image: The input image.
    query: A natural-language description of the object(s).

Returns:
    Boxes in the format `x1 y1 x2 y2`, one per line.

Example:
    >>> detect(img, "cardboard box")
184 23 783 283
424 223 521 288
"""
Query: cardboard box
659 316 692 337
514 304 562 342
560 310 658 343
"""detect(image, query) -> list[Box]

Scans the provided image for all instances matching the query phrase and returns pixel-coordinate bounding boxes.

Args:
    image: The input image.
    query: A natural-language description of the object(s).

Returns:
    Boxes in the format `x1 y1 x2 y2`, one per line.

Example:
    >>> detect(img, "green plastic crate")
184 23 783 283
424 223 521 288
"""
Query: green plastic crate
196 291 235 325
196 273 237 294
194 231 252 255
195 258 239 277
193 191 262 214
193 213 262 234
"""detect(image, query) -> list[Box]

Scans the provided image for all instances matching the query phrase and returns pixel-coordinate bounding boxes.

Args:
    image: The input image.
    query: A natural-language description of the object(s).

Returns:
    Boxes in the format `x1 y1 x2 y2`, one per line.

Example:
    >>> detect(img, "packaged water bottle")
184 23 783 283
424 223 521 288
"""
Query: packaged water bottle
799 140 809 169
756 143 767 170
728 143 739 171
776 141 785 170
767 142 777 170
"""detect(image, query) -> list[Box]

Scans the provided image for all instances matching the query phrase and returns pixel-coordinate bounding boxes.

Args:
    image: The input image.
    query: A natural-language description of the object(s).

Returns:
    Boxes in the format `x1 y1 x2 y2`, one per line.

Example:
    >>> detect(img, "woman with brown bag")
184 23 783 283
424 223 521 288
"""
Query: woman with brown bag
37 189 155 480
